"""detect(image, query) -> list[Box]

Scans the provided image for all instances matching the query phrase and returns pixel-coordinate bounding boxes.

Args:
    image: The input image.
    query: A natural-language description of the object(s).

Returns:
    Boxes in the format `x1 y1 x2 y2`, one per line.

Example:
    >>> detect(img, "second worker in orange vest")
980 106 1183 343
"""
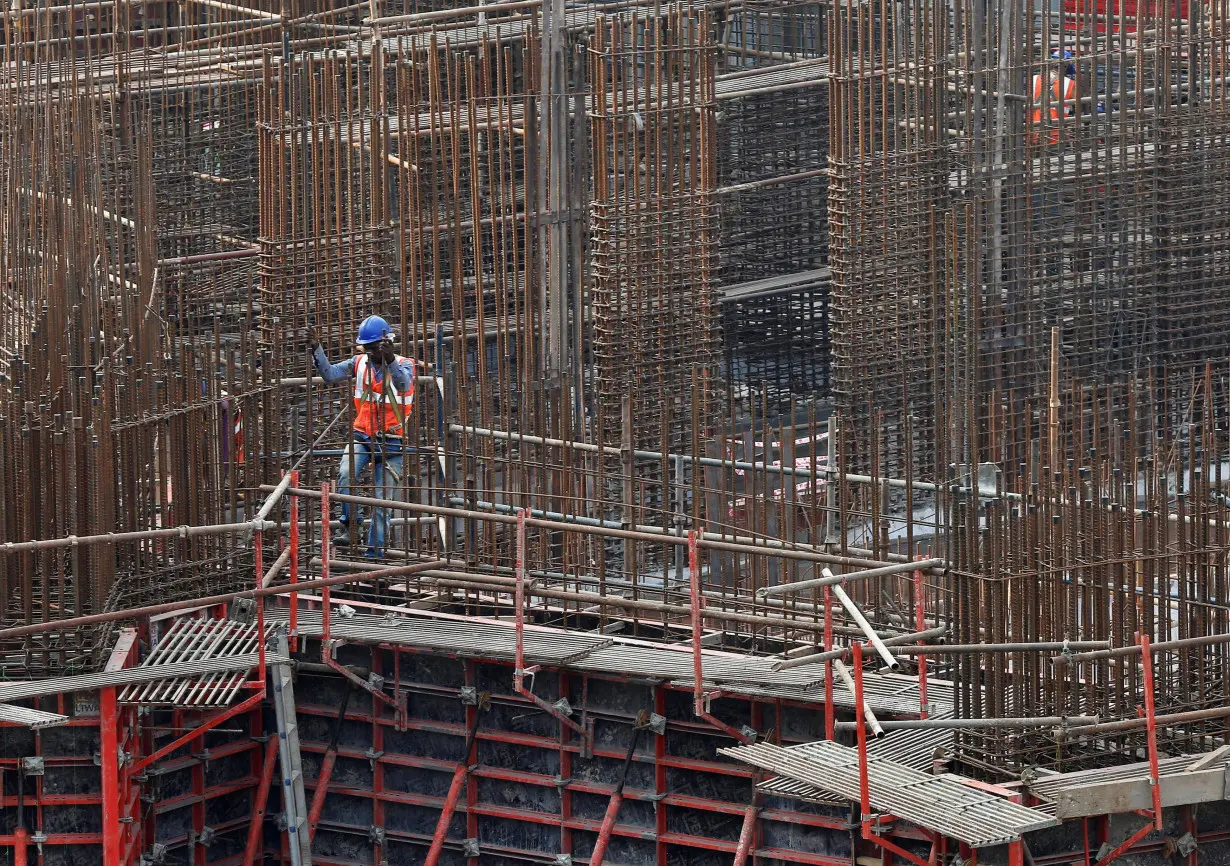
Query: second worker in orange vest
1030 50 1077 146
310 315 417 559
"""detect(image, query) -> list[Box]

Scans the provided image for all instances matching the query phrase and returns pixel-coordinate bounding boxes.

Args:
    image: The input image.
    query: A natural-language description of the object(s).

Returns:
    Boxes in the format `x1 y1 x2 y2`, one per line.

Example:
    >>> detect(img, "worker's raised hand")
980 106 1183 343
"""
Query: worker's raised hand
307 318 319 350
376 340 397 365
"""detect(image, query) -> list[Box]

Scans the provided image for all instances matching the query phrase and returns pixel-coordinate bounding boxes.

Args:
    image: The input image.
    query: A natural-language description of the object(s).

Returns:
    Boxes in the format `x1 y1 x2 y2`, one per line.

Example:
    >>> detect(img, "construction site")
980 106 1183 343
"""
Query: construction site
6 0 1230 861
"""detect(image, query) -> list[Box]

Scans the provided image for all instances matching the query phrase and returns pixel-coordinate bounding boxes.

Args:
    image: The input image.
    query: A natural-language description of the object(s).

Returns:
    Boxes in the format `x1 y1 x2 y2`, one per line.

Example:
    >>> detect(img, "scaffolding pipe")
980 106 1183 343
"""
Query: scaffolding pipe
512 510 589 739
425 705 484 866
437 427 1230 531
590 722 645 865
377 565 906 638
759 559 945 598
1055 631 1230 665
365 0 539 25
830 580 899 670
835 716 1098 731
0 560 447 642
1140 634 1164 830
1061 705 1230 737
12 828 27 866
457 496 939 573
690 532 757 744
894 640 1111 655
271 485 933 573
834 659 885 738
774 627 949 669
307 689 353 842
242 738 280 866
732 803 759 866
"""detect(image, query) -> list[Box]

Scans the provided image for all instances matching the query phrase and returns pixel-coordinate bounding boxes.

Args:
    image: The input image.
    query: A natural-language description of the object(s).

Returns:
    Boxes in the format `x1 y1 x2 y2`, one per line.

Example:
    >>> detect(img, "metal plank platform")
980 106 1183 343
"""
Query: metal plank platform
271 608 614 667
757 774 845 806
118 617 273 707
270 605 952 716
1026 752 1230 818
720 740 1058 846
758 729 951 806
865 726 953 771
0 653 289 703
0 703 69 729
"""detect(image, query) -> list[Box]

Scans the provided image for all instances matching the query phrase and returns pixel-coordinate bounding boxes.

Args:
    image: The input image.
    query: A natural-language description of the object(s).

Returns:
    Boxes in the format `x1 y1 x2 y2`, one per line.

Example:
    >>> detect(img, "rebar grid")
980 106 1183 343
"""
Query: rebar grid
825 0 1230 480
589 9 724 452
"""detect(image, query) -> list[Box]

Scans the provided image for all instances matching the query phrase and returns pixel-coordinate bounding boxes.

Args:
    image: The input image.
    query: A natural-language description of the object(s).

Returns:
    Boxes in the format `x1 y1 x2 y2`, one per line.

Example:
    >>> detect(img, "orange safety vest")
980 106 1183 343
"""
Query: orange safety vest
352 353 415 437
1030 73 1076 145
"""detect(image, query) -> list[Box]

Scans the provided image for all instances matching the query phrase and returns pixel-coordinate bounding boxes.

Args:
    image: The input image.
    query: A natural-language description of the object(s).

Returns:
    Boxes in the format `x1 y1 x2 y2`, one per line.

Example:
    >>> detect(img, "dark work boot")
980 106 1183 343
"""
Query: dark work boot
331 524 354 548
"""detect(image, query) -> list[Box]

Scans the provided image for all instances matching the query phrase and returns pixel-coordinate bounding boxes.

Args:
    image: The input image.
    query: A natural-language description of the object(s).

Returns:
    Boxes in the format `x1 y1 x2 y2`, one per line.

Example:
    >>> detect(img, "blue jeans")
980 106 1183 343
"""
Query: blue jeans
336 433 403 557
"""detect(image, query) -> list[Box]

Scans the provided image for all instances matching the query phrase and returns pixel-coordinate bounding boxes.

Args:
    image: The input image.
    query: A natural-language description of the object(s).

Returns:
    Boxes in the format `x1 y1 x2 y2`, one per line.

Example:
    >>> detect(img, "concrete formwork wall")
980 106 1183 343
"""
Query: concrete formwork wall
0 699 268 866
291 643 1230 866
8 659 1230 865
295 642 854 865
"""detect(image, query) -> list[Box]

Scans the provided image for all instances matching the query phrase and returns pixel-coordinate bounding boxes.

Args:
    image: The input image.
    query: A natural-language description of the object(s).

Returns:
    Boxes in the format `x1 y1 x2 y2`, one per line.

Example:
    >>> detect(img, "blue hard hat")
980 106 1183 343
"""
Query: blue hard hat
356 315 393 345
1051 48 1073 60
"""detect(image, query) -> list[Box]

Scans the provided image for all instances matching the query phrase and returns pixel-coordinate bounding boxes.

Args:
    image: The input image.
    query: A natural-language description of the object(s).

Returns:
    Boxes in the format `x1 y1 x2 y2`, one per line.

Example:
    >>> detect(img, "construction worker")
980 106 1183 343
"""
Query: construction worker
1030 50 1077 146
308 315 416 558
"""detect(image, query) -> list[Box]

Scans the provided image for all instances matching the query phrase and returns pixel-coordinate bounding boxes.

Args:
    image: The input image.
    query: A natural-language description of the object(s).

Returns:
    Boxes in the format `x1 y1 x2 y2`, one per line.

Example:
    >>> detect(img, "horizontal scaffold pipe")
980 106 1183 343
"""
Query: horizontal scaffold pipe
772 627 949 670
0 560 446 642
0 470 296 554
448 496 946 575
267 485 940 574
318 562 899 639
758 559 945 598
1061 706 1230 737
834 716 1099 731
1054 631 1230 666
892 640 1111 655
444 425 1230 529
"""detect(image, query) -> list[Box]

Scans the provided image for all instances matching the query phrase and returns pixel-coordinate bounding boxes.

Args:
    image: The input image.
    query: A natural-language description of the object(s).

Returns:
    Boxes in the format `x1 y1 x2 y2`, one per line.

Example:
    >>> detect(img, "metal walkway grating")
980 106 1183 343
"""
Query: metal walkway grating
721 740 1058 847
757 774 844 806
0 703 69 729
272 608 614 667
117 617 272 707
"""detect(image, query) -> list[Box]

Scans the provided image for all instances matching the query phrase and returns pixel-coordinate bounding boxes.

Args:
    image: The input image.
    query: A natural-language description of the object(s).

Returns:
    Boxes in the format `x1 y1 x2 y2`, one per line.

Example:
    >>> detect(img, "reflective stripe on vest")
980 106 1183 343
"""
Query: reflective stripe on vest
353 354 415 437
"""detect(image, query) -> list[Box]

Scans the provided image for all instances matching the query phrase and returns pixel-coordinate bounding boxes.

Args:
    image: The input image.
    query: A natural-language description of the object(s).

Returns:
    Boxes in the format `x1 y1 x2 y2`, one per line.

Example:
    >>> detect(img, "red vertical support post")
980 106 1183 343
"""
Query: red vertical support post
823 584 835 739
1009 841 1024 866
13 826 28 866
689 530 705 714
289 470 300 652
465 660 480 866
100 686 121 866
913 562 928 719
688 532 754 743
514 508 528 690
653 685 668 866
242 738 280 866
853 643 872 839
559 672 574 858
1140 633 1164 830
255 535 266 675
321 482 331 642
